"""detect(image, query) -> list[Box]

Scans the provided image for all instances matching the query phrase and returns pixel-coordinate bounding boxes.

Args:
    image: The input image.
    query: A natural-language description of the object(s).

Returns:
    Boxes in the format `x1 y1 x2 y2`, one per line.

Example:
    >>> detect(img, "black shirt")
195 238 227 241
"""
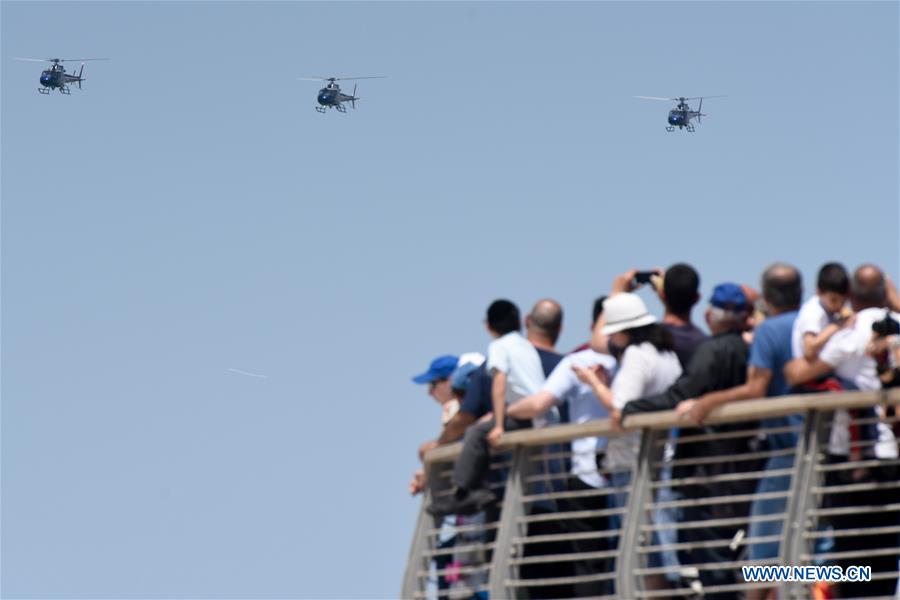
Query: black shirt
664 322 708 370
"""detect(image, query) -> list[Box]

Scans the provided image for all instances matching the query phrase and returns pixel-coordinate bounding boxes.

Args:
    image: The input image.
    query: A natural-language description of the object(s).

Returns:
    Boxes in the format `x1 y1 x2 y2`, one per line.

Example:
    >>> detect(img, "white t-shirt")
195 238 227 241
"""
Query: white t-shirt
820 308 900 456
542 349 618 488
605 342 682 470
486 332 545 406
791 296 831 359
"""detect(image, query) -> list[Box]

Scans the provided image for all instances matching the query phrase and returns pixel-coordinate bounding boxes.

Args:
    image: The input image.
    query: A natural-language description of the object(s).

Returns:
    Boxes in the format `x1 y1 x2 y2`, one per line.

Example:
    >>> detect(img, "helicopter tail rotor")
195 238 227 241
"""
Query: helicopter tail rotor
352 83 357 109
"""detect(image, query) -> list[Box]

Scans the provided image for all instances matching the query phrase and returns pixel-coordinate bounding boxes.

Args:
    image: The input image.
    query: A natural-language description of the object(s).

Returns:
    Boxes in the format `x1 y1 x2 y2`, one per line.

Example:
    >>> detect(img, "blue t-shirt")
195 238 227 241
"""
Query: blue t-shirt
748 310 800 449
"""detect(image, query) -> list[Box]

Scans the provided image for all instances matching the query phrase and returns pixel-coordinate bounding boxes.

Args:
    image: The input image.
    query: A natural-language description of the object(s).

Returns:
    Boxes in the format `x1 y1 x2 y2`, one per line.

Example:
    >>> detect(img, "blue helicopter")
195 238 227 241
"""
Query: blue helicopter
299 76 386 113
16 57 107 95
635 95 725 132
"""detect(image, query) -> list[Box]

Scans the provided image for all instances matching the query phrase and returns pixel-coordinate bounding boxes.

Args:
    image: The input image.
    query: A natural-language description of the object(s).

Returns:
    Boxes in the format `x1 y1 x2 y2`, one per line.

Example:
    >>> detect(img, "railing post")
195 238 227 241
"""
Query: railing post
617 428 659 599
401 486 436 599
780 409 822 599
488 446 528 599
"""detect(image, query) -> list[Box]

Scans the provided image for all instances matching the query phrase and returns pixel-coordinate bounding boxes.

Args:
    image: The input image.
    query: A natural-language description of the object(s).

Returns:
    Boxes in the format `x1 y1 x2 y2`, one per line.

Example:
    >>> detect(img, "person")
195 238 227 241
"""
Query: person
507 302 617 597
408 353 462 594
784 264 900 597
409 354 462 496
791 262 853 362
685 263 802 600
427 299 554 517
621 283 760 596
576 291 682 594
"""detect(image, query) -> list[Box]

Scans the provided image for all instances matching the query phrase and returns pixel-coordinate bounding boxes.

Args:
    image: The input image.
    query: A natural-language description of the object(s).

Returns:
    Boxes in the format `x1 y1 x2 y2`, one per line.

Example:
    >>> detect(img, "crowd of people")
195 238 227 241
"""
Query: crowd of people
408 261 900 599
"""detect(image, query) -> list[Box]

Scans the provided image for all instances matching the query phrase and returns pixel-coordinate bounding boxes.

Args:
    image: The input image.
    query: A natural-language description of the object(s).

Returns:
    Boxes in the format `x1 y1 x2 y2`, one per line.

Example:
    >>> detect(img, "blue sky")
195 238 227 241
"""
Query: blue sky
2 2 897 598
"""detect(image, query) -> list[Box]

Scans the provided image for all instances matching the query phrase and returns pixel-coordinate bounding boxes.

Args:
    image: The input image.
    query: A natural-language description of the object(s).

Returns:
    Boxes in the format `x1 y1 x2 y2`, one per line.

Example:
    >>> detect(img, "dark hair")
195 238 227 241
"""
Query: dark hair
817 262 849 295
592 296 607 325
623 323 675 353
487 299 521 335
762 263 803 311
663 263 701 315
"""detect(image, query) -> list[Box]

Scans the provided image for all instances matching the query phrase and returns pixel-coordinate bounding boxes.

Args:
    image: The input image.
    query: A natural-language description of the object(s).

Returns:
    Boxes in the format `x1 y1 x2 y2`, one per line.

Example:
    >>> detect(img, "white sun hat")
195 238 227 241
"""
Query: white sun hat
601 292 657 335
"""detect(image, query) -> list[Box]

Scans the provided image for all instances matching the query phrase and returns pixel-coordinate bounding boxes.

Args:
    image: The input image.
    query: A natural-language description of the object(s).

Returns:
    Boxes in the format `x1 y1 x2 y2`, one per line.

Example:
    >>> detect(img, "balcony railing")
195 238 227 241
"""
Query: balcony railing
402 388 900 599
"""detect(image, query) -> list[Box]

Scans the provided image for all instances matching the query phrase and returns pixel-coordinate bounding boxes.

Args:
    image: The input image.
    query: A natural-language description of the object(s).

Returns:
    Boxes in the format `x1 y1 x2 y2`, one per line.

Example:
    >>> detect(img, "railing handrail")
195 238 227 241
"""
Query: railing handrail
424 388 900 465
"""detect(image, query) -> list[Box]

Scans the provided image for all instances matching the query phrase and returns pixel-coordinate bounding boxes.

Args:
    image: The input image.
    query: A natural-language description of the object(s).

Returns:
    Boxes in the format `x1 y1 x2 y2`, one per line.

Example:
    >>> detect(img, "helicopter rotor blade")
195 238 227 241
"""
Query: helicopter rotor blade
633 96 677 101
298 76 386 81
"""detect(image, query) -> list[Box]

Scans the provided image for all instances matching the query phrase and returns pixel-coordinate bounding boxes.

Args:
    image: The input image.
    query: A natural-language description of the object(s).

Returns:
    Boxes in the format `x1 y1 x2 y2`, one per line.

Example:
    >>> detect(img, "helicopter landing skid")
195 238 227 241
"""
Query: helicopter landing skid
666 126 675 132
686 125 695 132
59 87 71 95
336 104 347 113
38 87 51 95
315 106 327 113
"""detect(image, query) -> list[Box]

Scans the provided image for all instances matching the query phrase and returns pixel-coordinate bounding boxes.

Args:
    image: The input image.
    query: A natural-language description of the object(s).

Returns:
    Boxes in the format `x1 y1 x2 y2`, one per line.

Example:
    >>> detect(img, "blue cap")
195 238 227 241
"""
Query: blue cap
710 283 748 311
450 362 481 391
412 355 459 384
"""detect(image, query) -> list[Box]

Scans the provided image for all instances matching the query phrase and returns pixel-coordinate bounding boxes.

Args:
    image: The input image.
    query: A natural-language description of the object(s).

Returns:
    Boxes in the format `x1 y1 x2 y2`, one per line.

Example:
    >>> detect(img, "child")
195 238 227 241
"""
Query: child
791 262 854 361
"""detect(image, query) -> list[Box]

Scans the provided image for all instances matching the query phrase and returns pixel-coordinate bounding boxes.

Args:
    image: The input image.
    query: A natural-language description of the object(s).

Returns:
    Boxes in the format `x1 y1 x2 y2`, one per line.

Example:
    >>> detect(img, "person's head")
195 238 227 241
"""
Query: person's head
761 263 803 314
851 264 887 311
411 354 458 405
525 298 563 345
661 263 701 318
486 299 521 338
816 262 850 315
705 283 751 335
601 293 672 351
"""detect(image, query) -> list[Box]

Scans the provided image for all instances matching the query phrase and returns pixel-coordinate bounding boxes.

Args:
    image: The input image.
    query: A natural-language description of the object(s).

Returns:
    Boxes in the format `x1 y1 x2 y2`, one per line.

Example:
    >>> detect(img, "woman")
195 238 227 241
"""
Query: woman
574 292 682 471
573 291 683 591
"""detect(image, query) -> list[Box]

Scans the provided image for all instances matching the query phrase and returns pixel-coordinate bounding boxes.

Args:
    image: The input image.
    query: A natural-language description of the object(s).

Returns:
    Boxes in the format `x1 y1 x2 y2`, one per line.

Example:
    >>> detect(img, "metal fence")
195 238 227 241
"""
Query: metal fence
402 388 900 599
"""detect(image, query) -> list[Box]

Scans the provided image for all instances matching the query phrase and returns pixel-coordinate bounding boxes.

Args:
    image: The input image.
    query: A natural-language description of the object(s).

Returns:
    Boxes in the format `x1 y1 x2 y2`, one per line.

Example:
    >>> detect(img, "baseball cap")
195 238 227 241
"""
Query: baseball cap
710 283 749 311
412 355 459 384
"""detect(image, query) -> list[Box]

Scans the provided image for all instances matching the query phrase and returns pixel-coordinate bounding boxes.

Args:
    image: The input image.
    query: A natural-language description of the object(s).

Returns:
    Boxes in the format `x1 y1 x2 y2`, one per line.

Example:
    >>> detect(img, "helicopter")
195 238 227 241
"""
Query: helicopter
635 96 725 132
298 76 386 113
15 57 107 95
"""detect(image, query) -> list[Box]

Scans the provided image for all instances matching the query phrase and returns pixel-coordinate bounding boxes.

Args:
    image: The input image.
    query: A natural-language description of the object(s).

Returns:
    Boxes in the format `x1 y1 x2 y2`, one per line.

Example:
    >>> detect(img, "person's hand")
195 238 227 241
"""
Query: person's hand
610 409 624 432
409 469 425 496
487 425 504 448
676 398 713 426
592 364 610 386
611 269 639 294
418 439 439 462
573 364 602 387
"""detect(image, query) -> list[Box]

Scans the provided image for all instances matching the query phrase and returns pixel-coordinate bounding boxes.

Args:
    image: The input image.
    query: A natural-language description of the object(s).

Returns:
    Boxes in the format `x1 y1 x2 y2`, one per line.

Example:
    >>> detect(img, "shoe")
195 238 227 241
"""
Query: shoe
426 487 496 517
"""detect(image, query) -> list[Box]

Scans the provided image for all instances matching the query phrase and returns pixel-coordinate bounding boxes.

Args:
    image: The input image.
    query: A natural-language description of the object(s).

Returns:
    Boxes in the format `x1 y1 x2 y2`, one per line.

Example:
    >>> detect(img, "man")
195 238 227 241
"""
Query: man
685 263 802 600
427 299 562 517
621 284 759 596
606 264 707 368
507 304 617 597
784 264 900 598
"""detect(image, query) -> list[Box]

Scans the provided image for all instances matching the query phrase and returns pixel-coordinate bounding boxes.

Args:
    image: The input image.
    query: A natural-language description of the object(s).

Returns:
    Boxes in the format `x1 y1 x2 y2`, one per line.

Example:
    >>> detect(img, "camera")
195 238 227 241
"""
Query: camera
634 270 659 285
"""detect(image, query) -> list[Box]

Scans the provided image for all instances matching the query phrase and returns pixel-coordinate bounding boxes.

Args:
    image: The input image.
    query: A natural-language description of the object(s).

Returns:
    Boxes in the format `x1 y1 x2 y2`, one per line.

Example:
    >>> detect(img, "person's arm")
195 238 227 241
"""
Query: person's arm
507 391 558 420
436 411 476 446
681 366 772 425
486 370 506 447
886 276 900 312
802 316 854 361
572 365 615 411
784 357 834 387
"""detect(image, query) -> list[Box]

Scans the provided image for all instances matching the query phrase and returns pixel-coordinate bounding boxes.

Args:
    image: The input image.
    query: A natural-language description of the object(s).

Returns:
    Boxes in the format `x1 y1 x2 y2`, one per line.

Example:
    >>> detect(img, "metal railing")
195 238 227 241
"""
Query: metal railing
402 388 900 599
